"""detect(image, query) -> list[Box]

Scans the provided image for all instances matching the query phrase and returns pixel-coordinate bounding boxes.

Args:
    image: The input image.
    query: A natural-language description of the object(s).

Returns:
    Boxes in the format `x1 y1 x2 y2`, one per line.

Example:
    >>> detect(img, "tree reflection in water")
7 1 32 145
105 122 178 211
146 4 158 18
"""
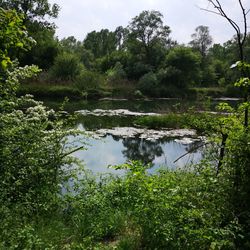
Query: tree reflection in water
121 136 164 165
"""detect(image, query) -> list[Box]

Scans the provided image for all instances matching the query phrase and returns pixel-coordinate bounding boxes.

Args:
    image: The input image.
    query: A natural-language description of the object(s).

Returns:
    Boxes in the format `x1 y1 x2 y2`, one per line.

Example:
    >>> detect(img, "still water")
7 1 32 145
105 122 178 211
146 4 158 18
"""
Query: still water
45 98 238 174
72 134 203 175
60 98 208 175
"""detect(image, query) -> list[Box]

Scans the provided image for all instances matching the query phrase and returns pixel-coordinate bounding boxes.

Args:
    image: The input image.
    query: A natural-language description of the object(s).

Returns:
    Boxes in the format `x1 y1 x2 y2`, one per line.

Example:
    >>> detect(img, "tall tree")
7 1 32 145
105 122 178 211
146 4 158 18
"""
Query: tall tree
114 26 129 50
128 10 171 53
83 29 117 58
189 25 213 57
125 10 171 78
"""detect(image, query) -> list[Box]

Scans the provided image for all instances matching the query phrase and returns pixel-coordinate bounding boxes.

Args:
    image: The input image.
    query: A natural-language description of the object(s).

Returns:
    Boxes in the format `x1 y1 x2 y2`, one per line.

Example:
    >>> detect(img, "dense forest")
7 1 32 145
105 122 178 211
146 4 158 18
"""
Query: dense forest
0 0 250 249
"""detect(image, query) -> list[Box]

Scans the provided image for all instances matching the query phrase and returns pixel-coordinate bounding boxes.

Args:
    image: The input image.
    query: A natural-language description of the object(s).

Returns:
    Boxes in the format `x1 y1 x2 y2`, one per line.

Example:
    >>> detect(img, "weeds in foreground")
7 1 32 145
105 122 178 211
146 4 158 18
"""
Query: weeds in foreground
0 160 241 249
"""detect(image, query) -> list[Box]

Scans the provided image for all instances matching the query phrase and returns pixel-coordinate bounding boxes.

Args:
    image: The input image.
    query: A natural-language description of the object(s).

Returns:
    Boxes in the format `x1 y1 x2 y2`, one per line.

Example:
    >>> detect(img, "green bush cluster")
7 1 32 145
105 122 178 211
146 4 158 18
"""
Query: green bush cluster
18 84 83 99
75 70 104 91
12 162 234 249
49 52 83 81
135 112 220 134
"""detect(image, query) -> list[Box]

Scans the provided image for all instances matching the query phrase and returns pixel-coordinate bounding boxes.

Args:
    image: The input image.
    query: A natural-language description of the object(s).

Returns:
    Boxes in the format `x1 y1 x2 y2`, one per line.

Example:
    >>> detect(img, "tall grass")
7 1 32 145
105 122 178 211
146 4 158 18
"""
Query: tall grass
135 112 220 133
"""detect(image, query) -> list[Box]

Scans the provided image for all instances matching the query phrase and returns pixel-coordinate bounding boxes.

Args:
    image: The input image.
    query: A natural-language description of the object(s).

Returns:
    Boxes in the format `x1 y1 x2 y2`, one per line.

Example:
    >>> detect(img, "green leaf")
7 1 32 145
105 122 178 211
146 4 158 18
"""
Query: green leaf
15 42 23 48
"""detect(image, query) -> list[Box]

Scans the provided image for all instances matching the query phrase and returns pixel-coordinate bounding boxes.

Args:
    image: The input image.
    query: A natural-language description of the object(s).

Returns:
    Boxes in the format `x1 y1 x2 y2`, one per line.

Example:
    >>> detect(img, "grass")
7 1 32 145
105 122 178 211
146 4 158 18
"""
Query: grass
190 86 244 100
135 112 221 134
18 84 83 99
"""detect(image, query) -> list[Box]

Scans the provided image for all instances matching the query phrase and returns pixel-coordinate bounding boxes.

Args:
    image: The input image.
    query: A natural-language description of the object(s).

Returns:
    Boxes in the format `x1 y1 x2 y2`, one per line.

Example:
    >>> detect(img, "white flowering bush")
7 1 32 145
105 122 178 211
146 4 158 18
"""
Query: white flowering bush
0 8 83 215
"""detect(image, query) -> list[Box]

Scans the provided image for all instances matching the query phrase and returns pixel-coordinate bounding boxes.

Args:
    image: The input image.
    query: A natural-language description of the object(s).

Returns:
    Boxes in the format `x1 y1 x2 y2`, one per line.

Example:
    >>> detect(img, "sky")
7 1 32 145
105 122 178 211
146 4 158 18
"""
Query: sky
49 0 249 44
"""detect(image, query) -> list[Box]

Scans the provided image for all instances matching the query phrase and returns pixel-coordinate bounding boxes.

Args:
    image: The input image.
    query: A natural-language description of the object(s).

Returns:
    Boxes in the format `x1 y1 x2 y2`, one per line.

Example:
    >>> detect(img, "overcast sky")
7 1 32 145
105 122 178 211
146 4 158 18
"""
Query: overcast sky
49 0 249 44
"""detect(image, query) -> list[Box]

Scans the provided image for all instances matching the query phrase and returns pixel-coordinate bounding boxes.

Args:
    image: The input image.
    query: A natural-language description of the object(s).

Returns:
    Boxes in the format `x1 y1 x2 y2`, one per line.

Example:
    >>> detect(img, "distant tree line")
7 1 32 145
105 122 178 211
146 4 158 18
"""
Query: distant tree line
1 0 249 98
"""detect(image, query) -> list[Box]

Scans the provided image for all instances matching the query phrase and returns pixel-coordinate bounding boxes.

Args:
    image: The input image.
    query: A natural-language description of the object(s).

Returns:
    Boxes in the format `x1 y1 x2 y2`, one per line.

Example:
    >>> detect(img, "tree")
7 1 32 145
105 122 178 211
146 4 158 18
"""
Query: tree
20 24 59 69
127 10 170 63
0 0 59 28
189 25 213 57
114 26 129 50
128 10 170 50
202 2 250 246
0 0 60 68
163 46 201 88
202 0 249 126
125 10 171 78
84 29 117 58
49 52 83 81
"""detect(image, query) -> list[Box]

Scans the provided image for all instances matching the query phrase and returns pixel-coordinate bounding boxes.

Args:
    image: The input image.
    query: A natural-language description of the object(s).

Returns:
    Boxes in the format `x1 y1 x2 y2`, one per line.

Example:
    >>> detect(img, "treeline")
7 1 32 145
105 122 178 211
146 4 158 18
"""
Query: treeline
2 0 249 98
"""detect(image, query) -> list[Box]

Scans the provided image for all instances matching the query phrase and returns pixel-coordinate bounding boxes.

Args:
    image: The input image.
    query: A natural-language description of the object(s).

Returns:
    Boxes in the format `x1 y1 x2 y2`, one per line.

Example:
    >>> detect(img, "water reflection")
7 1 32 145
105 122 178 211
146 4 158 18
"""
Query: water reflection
44 98 240 114
122 137 164 164
73 134 202 175
77 115 135 130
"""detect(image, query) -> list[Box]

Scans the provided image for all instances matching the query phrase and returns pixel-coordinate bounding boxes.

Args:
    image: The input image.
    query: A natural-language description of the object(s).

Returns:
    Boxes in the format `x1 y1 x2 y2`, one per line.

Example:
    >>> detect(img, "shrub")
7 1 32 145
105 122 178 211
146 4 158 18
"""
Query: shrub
18 84 82 99
75 70 104 91
106 61 127 82
138 72 159 96
135 112 220 133
49 52 83 81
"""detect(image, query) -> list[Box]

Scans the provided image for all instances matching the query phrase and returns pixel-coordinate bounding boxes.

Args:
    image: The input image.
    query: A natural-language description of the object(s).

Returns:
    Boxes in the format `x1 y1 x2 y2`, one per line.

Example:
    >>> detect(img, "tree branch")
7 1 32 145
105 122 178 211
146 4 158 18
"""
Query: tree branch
173 142 209 163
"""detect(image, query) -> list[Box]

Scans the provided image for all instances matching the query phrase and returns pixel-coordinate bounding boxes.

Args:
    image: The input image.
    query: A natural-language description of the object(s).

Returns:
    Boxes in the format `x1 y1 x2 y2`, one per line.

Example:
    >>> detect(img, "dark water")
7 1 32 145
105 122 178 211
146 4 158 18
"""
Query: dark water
44 98 213 114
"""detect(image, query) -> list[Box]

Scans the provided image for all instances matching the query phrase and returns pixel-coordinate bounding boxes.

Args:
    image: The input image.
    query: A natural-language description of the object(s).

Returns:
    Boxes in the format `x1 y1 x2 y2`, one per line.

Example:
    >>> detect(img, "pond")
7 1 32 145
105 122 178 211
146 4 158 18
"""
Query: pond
44 98 239 175
56 98 210 175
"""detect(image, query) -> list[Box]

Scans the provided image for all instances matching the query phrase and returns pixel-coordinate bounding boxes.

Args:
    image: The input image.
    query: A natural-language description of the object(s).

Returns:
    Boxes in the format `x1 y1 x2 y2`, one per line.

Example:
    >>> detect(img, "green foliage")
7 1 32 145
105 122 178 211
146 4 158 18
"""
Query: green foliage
0 0 60 70
124 10 171 79
189 25 213 57
135 112 219 134
1 4 250 249
84 29 117 58
18 84 83 99
21 25 59 69
98 161 235 249
128 10 170 49
1 64 40 99
80 48 95 70
0 0 60 28
0 9 84 248
0 73 82 214
0 8 34 72
75 70 104 91
106 61 127 82
49 52 83 81
138 72 159 96
164 46 201 88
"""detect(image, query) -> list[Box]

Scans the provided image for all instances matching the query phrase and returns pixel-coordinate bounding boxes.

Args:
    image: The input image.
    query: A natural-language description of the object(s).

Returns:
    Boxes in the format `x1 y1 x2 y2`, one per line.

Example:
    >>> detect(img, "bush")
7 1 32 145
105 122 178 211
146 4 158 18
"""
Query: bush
18 84 83 99
138 72 159 96
49 52 83 81
75 70 104 91
66 161 235 249
106 61 127 82
135 112 220 133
